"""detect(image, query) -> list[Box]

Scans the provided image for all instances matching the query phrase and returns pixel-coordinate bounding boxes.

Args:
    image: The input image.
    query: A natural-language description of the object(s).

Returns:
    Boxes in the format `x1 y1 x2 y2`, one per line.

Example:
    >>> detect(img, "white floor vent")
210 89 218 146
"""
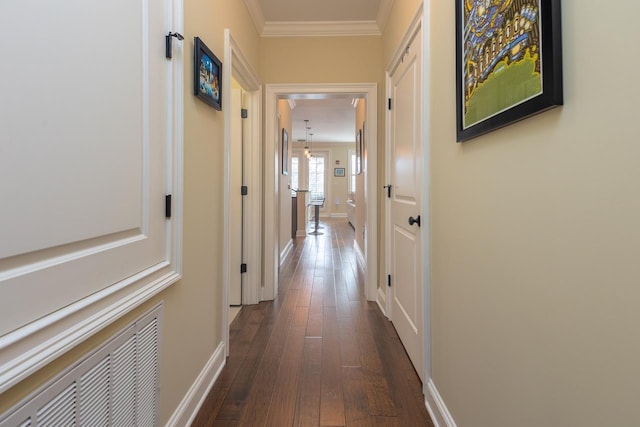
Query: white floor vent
0 304 163 427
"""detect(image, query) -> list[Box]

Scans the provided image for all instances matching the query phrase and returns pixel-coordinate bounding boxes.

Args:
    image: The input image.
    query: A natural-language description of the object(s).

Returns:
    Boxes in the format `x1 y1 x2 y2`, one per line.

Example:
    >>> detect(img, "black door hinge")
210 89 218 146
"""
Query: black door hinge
241 186 248 196
387 274 392 287
384 184 392 198
241 109 248 119
241 263 247 273
388 98 392 110
165 32 184 59
165 194 172 218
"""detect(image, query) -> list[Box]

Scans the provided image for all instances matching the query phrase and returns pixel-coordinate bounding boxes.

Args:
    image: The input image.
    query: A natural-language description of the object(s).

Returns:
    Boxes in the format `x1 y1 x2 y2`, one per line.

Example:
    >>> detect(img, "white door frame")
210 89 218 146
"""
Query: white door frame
223 29 262 356
384 3 432 389
264 83 378 302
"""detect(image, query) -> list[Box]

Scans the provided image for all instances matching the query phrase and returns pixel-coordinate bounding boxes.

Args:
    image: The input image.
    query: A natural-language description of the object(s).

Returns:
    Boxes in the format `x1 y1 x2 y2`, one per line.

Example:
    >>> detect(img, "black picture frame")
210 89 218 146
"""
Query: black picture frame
281 128 289 175
455 0 563 142
194 37 222 111
334 167 346 177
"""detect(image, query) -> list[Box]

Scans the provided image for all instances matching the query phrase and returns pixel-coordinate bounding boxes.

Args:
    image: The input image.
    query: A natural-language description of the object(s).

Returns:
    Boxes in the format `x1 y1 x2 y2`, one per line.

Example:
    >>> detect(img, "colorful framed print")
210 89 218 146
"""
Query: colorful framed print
194 37 222 110
456 0 563 142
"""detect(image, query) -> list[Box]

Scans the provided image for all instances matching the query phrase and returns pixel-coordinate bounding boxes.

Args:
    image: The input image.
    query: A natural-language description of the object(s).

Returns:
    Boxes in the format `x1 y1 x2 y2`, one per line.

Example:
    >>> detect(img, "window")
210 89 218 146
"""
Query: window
308 155 325 201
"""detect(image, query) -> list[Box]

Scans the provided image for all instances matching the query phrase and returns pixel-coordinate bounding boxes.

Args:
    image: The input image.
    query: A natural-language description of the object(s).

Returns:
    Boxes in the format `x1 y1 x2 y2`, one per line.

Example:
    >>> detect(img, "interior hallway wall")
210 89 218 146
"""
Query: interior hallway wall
427 0 640 425
278 100 293 257
0 1 261 424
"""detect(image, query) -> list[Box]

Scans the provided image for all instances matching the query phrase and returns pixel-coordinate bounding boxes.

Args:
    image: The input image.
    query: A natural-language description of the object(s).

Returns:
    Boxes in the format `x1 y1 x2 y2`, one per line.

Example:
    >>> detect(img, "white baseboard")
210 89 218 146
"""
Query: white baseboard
330 213 348 218
165 341 226 427
280 239 294 266
296 230 307 237
425 379 457 427
353 241 365 270
376 287 387 316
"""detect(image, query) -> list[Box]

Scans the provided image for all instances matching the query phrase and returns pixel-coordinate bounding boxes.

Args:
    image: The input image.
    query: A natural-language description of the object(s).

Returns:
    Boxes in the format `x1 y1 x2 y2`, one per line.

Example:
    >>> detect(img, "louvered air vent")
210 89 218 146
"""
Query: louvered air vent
0 305 162 427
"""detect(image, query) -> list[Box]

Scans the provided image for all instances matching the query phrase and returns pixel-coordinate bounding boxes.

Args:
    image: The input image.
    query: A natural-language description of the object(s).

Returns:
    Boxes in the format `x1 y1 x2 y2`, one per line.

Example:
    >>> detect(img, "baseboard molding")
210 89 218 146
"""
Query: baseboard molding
353 241 365 270
425 379 457 427
165 341 226 427
330 213 348 218
280 239 294 266
296 230 307 237
376 287 387 317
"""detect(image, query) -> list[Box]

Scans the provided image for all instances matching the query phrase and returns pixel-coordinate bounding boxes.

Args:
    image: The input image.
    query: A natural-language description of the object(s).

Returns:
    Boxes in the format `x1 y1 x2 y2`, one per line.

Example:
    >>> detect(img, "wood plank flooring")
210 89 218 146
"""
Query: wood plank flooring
192 219 434 427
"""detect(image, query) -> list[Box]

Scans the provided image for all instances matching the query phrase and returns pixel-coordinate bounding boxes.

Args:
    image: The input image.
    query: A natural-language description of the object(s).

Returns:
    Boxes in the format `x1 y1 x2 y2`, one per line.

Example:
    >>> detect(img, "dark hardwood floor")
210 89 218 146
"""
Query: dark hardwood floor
191 219 434 426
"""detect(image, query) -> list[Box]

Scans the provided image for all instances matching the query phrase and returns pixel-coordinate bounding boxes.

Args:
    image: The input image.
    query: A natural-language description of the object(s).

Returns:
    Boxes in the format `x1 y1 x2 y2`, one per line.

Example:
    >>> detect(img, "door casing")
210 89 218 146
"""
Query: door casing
384 3 432 391
264 84 378 302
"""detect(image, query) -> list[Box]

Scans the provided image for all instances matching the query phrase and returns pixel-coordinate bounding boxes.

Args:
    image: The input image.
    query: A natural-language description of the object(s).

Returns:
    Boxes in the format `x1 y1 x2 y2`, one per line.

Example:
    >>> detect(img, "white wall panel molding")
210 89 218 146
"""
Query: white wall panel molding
0 269 179 394
0 0 184 393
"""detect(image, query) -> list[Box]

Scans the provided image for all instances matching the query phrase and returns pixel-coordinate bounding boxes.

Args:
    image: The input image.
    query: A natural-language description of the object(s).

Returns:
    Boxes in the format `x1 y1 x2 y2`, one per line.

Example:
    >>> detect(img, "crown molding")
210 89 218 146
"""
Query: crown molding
242 0 266 35
377 0 395 33
261 20 381 37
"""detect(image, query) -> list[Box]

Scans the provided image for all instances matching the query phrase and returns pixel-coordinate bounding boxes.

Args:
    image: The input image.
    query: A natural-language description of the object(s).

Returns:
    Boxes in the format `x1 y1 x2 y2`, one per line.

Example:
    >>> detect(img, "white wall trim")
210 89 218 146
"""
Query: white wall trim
425 379 457 427
265 83 378 303
330 213 348 218
223 29 262 357
296 230 307 238
0 268 180 394
0 0 184 394
165 341 226 427
262 21 381 37
377 0 395 33
280 239 294 266
241 0 265 35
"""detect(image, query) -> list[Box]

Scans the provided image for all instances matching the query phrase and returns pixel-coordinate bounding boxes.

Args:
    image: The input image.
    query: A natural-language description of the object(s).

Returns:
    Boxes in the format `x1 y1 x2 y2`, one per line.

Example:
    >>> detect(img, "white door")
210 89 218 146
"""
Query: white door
229 87 244 305
0 0 177 377
388 28 424 380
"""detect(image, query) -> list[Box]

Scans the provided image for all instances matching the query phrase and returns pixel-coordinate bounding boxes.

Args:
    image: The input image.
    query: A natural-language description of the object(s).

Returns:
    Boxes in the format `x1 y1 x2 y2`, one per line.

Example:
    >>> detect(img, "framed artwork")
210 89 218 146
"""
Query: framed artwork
194 37 222 110
281 128 289 175
334 167 346 177
355 129 362 175
456 0 563 142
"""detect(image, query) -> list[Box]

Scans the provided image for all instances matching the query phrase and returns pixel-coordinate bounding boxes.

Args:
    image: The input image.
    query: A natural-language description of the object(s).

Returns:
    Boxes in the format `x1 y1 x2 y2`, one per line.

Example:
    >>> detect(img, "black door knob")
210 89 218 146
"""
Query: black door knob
408 215 421 227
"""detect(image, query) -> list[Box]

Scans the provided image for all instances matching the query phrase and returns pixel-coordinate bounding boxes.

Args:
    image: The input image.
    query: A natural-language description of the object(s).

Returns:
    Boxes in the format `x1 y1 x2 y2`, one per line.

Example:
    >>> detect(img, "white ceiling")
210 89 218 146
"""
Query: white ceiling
289 98 358 145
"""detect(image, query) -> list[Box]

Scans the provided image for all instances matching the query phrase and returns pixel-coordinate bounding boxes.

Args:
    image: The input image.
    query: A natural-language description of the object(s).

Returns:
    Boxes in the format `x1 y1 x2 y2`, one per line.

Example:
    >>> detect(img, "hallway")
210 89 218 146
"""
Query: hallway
192 219 434 426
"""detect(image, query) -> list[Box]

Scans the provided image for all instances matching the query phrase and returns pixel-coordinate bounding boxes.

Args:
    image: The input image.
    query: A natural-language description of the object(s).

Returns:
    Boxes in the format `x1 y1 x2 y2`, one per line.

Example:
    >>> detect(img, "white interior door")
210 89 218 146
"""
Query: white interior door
388 28 424 380
0 0 178 386
229 87 243 305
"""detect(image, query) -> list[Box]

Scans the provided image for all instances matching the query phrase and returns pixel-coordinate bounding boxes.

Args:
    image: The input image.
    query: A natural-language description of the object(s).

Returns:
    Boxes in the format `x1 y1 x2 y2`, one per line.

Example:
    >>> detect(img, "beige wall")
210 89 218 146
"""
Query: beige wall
0 1 260 423
278 100 293 255
428 0 640 425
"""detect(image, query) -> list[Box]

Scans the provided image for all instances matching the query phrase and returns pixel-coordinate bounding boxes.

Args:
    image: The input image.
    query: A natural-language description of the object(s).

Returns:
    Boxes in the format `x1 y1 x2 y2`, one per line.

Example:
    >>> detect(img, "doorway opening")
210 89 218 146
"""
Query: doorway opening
264 84 378 303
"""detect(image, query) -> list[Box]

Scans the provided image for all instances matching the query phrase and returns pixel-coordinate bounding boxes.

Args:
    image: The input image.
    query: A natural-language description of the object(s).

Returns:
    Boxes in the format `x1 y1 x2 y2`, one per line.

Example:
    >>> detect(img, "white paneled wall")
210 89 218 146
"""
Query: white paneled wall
0 305 162 427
